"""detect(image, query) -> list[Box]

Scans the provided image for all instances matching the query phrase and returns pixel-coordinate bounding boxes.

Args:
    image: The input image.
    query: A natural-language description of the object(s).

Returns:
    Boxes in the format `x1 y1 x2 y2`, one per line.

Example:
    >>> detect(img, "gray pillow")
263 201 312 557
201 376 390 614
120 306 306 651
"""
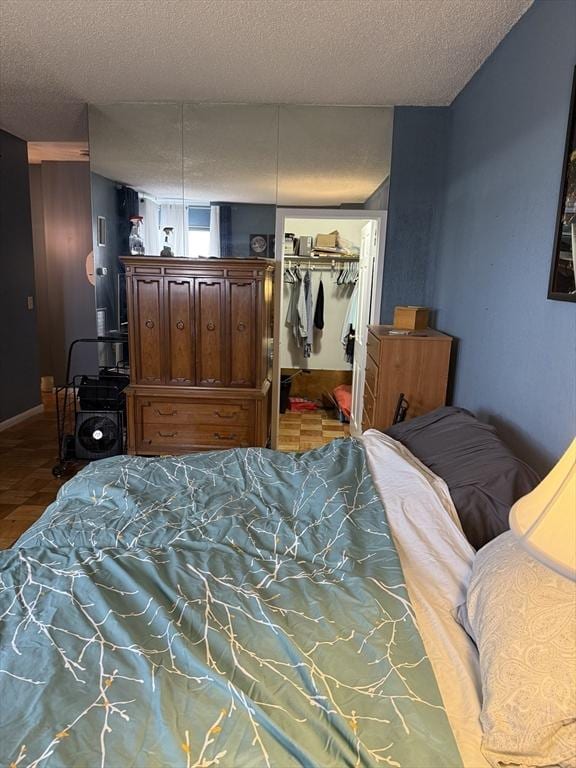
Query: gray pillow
385 407 540 549
458 532 576 768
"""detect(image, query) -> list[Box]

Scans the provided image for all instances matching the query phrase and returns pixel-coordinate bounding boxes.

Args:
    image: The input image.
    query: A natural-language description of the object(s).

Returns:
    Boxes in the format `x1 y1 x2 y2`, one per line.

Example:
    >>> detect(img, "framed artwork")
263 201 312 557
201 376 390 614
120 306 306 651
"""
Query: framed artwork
249 234 268 257
97 215 107 247
548 66 576 301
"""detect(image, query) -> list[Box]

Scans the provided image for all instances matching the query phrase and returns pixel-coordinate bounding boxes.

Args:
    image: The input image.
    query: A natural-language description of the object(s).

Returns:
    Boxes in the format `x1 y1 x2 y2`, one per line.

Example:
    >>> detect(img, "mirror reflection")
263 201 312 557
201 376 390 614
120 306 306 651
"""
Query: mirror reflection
183 104 279 258
277 106 393 208
88 102 394 342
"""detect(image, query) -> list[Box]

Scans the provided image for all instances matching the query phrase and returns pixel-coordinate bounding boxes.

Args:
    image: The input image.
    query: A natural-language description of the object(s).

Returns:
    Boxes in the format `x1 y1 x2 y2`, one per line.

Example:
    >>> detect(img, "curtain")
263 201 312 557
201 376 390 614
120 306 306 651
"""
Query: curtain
141 198 161 255
219 204 232 257
159 204 187 256
209 204 221 257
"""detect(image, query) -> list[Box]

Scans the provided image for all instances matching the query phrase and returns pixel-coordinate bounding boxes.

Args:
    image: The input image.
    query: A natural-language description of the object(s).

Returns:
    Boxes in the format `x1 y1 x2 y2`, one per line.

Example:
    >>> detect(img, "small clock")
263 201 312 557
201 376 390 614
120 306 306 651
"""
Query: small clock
250 234 268 256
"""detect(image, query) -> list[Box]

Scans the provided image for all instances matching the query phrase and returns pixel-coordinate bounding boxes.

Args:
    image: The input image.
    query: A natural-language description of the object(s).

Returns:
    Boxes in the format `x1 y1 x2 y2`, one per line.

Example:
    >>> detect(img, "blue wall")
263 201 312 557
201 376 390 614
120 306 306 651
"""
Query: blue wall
381 107 450 323
431 0 576 472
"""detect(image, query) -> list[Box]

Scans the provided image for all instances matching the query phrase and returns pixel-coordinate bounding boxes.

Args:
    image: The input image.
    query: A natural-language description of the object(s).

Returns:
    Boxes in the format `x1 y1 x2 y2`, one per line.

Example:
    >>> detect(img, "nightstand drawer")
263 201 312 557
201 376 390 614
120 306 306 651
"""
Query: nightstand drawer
367 331 380 365
365 353 379 399
362 408 373 432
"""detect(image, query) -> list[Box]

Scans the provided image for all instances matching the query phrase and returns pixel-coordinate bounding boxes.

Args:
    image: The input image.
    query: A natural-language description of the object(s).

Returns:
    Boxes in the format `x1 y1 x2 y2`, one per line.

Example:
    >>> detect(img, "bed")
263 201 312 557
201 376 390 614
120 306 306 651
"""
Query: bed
0 409 557 768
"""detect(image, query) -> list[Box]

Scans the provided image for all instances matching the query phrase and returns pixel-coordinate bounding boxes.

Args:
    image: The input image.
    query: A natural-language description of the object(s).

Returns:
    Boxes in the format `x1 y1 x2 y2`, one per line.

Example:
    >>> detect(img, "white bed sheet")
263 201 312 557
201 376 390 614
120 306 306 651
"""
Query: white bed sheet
362 429 489 768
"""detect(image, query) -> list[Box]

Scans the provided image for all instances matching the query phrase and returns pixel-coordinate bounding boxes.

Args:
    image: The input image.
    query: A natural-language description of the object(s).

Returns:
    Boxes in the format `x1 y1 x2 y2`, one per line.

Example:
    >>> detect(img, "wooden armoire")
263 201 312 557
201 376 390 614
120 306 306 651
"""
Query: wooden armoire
121 256 274 455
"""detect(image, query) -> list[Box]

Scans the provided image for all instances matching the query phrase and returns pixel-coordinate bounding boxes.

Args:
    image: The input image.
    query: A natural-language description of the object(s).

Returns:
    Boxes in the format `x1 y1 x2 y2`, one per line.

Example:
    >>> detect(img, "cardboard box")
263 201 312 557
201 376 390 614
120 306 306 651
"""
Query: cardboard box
393 306 430 330
315 231 338 248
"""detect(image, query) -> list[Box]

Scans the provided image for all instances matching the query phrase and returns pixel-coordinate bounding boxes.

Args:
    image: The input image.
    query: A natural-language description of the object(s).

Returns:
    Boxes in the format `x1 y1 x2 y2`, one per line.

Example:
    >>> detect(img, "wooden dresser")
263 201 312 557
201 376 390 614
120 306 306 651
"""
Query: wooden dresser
363 326 452 431
121 256 274 455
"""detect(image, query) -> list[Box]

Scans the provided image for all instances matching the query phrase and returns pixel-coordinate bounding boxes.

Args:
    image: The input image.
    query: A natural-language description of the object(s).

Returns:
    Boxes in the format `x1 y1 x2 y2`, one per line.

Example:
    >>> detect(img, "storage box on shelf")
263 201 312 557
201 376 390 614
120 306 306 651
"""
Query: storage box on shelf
393 305 430 330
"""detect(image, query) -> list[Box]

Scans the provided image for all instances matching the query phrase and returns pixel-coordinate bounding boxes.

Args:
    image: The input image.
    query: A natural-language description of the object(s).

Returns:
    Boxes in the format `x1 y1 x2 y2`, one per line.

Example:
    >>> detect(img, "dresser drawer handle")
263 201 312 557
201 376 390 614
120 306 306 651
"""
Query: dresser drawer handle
154 408 177 417
145 319 155 329
176 321 184 330
237 322 246 332
214 411 236 419
214 432 237 441
157 431 177 438
206 322 216 331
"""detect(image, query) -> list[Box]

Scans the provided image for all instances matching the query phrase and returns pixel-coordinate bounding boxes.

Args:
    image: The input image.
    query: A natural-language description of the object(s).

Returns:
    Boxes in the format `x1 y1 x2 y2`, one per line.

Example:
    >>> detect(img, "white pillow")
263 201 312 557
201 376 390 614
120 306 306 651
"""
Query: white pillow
458 531 576 768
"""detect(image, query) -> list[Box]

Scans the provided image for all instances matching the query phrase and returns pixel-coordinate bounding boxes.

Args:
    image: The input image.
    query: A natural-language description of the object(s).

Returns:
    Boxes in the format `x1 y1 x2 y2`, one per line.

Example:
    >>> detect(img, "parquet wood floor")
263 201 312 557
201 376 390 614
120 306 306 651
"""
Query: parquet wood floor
0 397 73 548
277 409 349 451
0 401 349 548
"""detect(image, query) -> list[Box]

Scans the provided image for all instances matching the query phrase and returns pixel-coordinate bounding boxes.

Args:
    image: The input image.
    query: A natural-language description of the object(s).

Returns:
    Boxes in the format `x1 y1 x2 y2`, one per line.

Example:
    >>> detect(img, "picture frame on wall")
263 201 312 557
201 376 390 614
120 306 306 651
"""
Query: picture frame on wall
97 216 107 247
249 234 268 257
548 66 576 301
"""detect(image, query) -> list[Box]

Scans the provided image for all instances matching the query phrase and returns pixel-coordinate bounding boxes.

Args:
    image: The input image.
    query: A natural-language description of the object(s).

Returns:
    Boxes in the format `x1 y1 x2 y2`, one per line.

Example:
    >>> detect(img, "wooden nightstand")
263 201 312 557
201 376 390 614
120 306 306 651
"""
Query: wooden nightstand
363 326 452 431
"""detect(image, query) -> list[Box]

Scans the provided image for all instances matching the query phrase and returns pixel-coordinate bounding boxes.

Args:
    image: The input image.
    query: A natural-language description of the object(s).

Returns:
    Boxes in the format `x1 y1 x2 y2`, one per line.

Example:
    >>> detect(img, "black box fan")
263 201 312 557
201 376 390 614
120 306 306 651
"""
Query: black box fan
74 411 123 460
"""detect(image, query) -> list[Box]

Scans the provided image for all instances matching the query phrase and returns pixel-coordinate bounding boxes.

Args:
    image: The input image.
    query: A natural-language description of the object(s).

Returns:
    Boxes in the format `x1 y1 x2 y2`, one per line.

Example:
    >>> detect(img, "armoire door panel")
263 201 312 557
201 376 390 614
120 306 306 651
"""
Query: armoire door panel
165 278 195 385
195 279 226 386
133 277 163 384
229 280 256 387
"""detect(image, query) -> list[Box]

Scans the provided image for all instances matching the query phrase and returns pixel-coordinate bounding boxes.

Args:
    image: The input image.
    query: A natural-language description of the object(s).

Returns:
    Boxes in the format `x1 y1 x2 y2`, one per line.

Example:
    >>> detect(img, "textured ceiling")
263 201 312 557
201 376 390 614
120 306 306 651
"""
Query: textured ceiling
89 104 393 205
0 0 532 141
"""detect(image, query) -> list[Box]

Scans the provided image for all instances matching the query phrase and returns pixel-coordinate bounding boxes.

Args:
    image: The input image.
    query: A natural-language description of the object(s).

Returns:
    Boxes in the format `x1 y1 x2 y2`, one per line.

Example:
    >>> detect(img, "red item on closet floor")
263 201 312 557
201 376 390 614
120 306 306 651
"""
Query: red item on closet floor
288 397 318 412
332 384 352 420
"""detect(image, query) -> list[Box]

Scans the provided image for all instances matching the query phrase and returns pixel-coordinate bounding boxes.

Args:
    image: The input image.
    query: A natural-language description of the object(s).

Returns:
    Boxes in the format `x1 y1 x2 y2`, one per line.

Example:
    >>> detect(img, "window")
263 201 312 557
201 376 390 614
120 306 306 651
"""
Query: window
187 228 210 257
187 206 211 257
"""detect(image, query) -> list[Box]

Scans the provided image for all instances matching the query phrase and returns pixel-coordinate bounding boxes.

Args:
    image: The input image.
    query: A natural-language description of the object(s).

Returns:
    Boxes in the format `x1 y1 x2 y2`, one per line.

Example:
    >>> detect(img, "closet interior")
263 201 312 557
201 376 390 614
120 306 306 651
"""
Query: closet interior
277 215 381 451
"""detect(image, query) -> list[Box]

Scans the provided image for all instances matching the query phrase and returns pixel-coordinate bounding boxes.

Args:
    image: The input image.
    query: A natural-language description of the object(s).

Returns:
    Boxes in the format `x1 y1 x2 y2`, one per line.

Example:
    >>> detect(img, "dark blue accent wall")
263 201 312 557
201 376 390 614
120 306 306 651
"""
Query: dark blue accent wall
91 172 123 332
0 130 41 421
228 203 276 256
380 107 450 323
431 0 575 473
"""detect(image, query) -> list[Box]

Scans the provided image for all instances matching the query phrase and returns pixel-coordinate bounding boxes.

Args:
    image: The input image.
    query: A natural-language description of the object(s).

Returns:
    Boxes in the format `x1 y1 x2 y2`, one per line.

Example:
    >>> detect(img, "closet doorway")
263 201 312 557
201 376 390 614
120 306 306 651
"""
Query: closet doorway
271 209 387 449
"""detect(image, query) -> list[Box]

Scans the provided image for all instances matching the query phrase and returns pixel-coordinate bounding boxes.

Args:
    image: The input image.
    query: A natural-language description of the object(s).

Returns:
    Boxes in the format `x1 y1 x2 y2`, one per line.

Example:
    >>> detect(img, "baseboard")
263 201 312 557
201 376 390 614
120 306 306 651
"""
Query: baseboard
0 404 44 432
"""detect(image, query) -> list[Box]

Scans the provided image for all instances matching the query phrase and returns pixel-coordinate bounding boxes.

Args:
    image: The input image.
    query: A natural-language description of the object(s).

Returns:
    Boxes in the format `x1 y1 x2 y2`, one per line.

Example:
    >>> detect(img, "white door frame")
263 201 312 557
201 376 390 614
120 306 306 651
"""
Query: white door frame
271 208 387 448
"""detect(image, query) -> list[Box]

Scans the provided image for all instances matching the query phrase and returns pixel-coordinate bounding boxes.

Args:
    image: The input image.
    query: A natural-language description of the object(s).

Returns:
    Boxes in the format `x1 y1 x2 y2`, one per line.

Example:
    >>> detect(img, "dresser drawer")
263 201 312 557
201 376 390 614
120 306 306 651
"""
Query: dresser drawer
367 331 380 365
362 407 373 432
140 398 252 427
140 422 251 451
365 353 379 399
363 385 375 425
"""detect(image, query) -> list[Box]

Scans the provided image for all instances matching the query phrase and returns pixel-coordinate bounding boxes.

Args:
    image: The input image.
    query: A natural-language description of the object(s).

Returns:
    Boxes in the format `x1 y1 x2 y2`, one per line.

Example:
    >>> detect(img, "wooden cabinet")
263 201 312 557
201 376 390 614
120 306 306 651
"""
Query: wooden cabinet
363 326 452 432
165 278 195 386
122 257 274 455
132 276 163 385
228 278 257 387
195 278 226 387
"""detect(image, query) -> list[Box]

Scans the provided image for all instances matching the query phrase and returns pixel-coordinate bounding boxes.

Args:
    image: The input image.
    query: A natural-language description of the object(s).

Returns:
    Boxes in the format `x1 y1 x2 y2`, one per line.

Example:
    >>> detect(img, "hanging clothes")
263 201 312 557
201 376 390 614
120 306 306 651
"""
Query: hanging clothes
314 278 324 329
286 272 307 345
344 325 356 364
286 267 308 347
303 269 314 358
341 281 359 363
284 267 316 359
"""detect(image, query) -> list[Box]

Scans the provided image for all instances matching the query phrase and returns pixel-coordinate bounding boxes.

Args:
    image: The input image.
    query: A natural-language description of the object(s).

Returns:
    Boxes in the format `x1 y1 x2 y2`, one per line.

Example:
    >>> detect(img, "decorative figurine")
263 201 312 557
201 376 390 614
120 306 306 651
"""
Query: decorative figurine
128 216 145 255
160 227 175 257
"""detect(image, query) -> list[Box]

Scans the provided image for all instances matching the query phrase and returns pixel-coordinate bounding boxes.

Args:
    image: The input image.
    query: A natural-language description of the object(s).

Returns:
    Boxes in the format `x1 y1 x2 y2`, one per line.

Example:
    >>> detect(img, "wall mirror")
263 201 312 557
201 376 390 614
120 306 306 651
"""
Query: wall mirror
183 104 279 258
277 105 393 208
88 102 394 340
89 102 184 338
549 67 576 301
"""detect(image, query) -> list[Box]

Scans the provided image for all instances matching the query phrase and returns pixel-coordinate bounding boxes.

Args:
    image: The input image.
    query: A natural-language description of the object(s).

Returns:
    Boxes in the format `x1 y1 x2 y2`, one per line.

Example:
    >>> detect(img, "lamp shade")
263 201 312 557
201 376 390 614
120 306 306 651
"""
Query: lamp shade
509 438 576 580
